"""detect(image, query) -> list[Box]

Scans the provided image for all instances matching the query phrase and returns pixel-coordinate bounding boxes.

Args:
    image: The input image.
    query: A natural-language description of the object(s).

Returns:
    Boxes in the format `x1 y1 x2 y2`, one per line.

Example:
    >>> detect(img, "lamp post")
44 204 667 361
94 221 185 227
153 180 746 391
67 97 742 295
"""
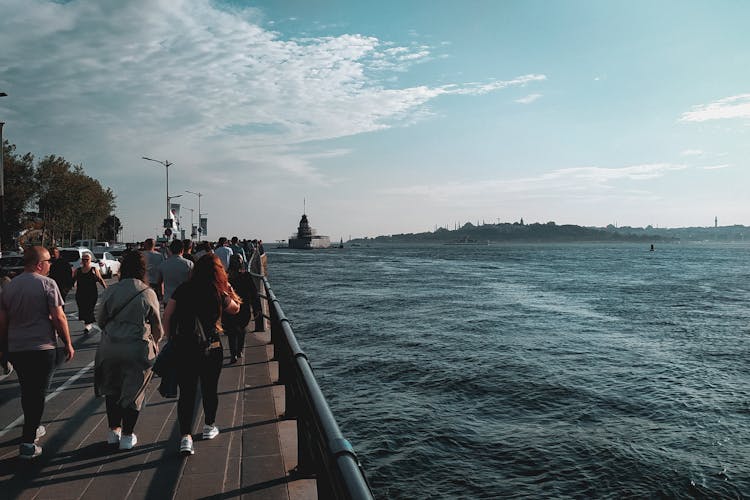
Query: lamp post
0 92 7 252
186 190 203 237
142 156 173 221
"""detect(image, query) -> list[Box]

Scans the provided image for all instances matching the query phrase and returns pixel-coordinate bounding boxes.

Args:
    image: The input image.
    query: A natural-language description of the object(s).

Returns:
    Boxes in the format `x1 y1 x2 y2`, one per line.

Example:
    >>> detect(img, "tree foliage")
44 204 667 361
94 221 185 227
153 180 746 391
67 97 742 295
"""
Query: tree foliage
98 215 122 242
1 140 37 246
1 140 117 249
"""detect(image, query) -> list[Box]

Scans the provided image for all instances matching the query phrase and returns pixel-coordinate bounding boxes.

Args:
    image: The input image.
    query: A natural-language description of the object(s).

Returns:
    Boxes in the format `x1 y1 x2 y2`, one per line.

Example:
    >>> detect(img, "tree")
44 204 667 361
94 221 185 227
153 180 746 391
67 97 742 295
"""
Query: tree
97 215 122 242
36 156 116 246
1 140 37 249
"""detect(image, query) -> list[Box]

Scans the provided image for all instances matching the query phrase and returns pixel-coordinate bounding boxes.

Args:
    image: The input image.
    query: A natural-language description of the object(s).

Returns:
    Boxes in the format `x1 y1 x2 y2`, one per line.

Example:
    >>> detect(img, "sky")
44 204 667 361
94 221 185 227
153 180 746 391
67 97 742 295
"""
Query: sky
1 0 749 242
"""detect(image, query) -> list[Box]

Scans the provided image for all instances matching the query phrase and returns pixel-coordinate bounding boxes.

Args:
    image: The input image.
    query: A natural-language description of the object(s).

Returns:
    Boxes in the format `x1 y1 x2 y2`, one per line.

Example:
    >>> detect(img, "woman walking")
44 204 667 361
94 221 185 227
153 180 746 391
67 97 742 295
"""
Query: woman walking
94 251 162 450
224 255 253 364
75 255 107 332
163 254 240 455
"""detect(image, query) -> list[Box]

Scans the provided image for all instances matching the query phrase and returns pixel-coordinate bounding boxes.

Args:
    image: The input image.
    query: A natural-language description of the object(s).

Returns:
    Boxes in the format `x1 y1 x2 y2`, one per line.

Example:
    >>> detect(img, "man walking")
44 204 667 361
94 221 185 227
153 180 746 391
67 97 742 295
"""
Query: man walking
214 237 233 271
156 239 194 305
229 236 246 270
0 246 74 459
142 238 164 302
48 247 74 309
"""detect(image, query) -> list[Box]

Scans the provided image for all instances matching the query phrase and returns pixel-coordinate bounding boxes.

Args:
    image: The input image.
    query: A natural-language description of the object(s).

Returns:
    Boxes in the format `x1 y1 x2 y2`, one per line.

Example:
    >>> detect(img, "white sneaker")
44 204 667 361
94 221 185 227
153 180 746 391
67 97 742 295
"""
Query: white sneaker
119 433 137 450
107 428 122 444
180 435 194 455
202 424 219 440
35 425 46 441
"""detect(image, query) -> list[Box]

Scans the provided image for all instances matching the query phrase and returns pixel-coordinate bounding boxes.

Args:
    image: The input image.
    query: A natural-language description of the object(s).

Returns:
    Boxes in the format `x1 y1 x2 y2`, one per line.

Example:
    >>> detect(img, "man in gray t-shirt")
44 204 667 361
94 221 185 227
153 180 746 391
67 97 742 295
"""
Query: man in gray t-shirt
156 239 194 305
0 246 74 459
142 238 165 302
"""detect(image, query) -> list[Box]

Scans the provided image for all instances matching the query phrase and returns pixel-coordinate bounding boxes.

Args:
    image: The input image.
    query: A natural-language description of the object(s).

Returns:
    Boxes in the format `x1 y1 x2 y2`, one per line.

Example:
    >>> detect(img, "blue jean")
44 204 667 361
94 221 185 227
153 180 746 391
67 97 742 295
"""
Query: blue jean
8 349 57 443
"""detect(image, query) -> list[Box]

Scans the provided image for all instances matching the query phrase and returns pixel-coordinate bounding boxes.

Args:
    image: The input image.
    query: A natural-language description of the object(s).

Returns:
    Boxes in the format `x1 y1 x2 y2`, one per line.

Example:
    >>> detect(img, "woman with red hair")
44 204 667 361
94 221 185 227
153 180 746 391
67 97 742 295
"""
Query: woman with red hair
163 253 240 455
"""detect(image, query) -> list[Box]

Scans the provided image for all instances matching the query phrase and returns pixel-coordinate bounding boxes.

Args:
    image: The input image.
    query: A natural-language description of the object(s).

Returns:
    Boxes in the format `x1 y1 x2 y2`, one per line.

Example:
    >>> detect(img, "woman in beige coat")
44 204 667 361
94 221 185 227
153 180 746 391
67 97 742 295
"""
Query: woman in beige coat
94 251 162 450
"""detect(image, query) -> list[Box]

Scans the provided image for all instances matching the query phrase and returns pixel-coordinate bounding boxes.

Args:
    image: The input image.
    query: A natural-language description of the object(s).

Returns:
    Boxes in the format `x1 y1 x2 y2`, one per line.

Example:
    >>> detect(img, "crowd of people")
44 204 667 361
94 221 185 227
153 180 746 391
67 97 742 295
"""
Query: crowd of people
0 236 267 459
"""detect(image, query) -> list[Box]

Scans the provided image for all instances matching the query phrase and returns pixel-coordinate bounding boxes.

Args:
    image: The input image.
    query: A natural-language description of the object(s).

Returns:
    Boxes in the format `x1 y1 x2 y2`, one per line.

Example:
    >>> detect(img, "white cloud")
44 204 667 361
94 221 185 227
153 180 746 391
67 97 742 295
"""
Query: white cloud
381 163 687 202
515 93 542 104
680 94 750 122
680 149 703 156
0 0 548 239
0 0 546 175
702 164 731 170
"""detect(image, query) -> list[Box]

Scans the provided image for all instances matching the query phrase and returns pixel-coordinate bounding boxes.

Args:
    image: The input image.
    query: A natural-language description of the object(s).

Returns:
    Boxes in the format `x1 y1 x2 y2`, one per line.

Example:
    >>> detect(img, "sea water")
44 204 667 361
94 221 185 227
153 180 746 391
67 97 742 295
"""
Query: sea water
268 243 750 498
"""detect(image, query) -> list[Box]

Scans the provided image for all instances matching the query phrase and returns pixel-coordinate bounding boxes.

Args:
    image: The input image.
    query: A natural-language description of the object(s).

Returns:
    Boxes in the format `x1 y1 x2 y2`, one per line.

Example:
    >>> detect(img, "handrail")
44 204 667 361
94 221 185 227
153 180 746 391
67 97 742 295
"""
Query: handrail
259 275 374 500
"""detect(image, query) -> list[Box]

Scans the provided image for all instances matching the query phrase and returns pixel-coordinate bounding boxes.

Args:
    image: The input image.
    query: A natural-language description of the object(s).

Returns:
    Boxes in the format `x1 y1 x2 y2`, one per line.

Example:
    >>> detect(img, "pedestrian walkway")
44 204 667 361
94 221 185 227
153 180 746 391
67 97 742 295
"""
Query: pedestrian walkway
0 286 316 499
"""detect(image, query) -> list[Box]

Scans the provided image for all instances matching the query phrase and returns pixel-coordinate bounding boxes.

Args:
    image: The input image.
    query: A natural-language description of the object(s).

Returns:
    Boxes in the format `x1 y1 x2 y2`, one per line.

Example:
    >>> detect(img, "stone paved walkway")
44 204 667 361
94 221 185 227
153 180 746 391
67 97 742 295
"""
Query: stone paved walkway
0 286 315 499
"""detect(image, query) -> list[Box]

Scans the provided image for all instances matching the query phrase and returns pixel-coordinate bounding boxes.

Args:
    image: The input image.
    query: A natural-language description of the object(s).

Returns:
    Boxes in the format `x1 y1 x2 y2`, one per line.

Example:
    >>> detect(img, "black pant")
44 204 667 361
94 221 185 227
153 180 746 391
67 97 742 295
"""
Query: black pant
8 349 57 443
105 396 140 434
177 347 223 435
226 329 246 358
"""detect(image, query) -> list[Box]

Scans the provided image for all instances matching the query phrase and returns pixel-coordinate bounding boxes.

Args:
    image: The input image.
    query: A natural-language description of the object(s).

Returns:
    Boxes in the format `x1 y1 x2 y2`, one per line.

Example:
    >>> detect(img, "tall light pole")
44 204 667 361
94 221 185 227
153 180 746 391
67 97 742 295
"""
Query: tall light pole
0 92 7 252
142 157 173 222
186 190 203 238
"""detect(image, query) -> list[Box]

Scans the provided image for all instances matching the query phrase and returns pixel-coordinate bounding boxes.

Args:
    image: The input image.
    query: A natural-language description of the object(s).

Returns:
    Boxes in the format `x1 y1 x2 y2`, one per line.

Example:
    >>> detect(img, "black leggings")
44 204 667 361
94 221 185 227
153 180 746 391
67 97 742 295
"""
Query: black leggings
226 330 246 358
177 347 223 435
105 396 140 434
8 349 57 443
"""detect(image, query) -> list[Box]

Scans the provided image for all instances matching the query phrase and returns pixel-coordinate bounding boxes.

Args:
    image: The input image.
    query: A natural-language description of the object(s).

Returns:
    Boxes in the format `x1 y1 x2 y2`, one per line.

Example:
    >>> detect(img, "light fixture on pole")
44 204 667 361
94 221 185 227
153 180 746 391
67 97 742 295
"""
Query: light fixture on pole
186 190 203 236
0 91 7 252
142 156 173 221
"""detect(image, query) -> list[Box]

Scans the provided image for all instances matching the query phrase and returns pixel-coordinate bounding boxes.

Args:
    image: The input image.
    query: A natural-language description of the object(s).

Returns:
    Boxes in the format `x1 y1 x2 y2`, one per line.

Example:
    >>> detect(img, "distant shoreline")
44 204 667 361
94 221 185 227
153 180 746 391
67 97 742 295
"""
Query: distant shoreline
347 222 750 245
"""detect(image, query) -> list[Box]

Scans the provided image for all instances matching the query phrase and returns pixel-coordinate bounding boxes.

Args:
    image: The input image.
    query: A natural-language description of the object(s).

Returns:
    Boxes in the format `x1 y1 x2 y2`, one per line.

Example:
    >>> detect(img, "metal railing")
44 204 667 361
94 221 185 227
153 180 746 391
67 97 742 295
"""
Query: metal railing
259 276 374 500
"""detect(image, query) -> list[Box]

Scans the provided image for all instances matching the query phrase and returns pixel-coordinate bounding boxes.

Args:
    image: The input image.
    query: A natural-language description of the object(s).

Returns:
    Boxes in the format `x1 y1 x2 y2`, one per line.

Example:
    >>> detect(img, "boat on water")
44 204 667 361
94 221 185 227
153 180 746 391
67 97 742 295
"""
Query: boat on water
288 214 331 249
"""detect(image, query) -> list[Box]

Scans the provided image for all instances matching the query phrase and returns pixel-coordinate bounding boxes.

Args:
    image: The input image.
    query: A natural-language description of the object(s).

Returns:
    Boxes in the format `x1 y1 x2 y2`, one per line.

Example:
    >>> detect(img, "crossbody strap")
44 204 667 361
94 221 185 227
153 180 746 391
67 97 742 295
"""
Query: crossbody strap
104 288 148 326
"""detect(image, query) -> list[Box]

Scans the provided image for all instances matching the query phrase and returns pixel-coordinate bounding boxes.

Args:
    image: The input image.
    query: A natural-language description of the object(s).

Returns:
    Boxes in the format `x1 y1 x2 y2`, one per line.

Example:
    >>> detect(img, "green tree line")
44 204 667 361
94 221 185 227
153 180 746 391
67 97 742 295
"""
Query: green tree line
2 139 117 249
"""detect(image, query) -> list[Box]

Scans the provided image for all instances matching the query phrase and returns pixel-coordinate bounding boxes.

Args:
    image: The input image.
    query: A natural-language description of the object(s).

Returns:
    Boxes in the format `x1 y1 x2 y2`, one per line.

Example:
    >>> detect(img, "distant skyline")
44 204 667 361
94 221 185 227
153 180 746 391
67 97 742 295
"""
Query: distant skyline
1 0 749 242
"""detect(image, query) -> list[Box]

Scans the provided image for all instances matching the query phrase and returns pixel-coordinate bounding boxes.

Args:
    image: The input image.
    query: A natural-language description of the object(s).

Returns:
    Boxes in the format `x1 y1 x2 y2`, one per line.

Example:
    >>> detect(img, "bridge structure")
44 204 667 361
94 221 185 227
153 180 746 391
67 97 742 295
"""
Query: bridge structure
0 274 373 499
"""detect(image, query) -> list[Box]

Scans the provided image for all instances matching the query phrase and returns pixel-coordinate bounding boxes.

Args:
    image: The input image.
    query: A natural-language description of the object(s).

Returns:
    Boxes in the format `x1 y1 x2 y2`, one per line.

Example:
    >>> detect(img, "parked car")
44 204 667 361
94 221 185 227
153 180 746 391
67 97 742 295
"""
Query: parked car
93 250 121 278
108 247 127 262
0 255 25 279
59 247 97 271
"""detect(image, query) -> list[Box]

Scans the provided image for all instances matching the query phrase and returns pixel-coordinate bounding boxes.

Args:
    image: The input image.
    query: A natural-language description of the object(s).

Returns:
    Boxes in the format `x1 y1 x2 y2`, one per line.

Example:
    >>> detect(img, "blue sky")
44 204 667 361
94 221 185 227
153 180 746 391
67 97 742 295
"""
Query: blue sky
1 0 749 242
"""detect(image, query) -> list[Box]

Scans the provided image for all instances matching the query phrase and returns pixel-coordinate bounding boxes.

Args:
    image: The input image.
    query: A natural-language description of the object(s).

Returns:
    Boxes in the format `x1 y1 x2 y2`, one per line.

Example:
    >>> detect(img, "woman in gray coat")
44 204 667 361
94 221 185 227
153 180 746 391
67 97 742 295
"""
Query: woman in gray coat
94 251 163 450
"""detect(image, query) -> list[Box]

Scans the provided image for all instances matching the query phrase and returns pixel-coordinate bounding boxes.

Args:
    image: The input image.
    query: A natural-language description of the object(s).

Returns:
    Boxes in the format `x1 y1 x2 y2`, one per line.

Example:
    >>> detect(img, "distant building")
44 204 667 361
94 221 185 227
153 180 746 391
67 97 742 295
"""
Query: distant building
288 214 330 249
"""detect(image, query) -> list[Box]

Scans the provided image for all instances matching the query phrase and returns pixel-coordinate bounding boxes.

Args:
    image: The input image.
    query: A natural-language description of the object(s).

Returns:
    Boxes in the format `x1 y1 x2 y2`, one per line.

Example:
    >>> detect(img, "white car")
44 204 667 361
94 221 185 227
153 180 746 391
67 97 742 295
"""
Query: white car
94 251 121 278
59 247 97 271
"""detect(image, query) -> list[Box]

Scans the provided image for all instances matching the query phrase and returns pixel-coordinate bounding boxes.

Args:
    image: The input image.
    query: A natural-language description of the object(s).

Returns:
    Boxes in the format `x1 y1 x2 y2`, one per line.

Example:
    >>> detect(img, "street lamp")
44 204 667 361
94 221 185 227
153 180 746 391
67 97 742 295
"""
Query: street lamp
186 190 203 237
142 156 173 221
0 92 7 252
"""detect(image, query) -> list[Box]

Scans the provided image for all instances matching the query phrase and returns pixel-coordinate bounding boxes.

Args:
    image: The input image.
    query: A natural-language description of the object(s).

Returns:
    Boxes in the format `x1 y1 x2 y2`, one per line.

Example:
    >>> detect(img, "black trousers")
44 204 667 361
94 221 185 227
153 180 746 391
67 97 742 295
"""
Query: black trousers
226 329 246 358
177 347 223 435
105 396 140 434
8 349 57 443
